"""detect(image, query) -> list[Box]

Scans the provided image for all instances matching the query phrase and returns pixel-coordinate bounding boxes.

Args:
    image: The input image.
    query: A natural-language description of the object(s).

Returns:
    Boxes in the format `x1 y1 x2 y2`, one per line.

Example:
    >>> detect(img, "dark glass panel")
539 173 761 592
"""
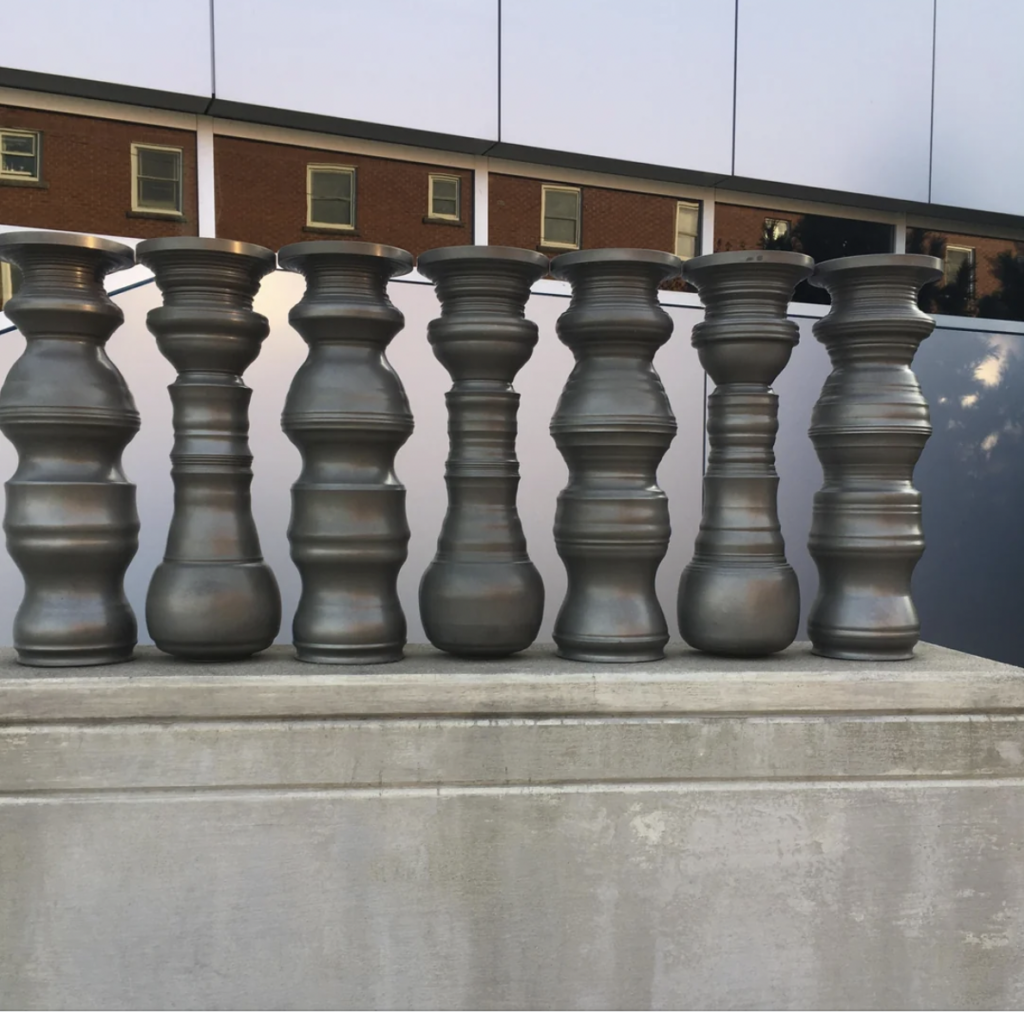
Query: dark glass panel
715 204 894 304
908 227 1024 322
914 326 1024 665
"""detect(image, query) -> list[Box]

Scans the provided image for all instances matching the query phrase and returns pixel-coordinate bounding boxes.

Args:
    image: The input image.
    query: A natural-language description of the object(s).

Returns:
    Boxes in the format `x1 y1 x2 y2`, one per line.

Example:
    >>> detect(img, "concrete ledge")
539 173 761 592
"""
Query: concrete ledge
3 643 1024 1009
2 642 1022 720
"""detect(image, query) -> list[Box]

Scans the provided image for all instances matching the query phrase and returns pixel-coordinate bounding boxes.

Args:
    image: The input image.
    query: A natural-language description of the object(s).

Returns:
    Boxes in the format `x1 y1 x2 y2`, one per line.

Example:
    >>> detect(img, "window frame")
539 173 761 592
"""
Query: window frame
306 164 357 231
0 128 41 183
944 244 976 296
427 173 461 222
131 142 184 216
0 262 13 309
763 216 792 245
541 184 582 250
675 200 701 260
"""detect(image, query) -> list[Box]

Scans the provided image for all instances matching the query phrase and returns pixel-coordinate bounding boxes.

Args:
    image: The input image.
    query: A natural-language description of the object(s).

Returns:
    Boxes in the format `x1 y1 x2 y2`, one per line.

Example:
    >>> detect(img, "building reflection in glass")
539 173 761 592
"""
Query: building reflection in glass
908 227 1024 322
714 203 894 304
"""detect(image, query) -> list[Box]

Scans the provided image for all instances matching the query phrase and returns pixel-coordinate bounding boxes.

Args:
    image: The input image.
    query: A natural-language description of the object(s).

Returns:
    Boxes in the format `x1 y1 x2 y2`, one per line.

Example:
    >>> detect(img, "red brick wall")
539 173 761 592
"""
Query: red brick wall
0 105 198 238
488 173 681 252
213 135 474 255
713 203 782 253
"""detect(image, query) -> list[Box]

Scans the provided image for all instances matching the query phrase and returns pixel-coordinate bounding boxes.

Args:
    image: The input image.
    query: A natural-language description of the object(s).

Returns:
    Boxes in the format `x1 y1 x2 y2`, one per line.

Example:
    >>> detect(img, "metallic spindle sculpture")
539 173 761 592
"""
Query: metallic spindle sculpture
807 253 943 660
138 238 281 659
417 246 547 656
279 241 414 663
0 231 139 666
678 251 813 655
550 249 682 662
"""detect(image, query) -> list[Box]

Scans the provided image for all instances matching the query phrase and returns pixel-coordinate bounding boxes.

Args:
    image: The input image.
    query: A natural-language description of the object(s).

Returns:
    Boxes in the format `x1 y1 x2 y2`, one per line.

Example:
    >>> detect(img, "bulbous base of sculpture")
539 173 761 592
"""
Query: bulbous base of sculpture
553 638 669 664
810 643 915 662
146 562 281 660
551 551 670 664
808 613 918 662
294 644 405 665
807 569 920 662
678 563 799 657
15 641 135 668
420 559 544 657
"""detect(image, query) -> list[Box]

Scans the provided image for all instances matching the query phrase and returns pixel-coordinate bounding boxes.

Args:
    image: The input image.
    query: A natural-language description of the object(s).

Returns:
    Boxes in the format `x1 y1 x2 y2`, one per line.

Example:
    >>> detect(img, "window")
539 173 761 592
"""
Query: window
428 174 460 220
307 165 356 229
764 218 791 244
0 262 20 310
1 130 40 182
541 185 581 249
675 201 700 259
945 244 976 295
131 143 183 215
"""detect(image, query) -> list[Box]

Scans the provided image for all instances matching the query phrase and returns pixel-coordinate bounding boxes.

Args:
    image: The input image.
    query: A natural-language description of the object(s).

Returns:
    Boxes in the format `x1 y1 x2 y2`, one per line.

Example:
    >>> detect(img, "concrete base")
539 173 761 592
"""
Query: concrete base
2 643 1024 1010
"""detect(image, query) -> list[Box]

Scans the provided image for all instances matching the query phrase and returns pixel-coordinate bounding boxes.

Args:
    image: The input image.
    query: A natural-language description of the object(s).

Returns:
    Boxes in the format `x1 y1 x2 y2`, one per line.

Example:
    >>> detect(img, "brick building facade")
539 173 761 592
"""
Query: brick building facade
488 173 682 253
1 98 1022 323
0 104 198 239
214 136 474 256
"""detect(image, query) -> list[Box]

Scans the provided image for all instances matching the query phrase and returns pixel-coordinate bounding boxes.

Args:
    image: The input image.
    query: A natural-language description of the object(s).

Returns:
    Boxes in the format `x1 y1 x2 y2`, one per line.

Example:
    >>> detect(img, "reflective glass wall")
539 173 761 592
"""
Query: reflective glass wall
773 314 1024 668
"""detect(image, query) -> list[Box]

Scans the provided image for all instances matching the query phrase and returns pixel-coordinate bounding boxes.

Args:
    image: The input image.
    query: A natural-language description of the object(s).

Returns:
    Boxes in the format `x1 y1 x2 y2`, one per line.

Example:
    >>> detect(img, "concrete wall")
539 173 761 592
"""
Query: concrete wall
2 643 1023 1009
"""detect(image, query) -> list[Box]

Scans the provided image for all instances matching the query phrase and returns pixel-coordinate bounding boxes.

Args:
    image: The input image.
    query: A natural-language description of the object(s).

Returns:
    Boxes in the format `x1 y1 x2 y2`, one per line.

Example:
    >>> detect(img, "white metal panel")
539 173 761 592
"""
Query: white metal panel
3 0 212 98
213 0 499 141
734 0 933 202
931 0 1024 216
500 0 735 174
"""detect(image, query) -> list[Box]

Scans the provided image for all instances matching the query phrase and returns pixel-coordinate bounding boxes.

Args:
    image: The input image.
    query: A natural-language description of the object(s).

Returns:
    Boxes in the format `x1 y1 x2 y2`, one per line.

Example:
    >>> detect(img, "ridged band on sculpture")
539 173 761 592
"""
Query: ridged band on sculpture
279 241 414 664
679 250 813 655
0 231 139 666
138 237 282 660
416 246 547 656
550 248 682 662
807 253 943 661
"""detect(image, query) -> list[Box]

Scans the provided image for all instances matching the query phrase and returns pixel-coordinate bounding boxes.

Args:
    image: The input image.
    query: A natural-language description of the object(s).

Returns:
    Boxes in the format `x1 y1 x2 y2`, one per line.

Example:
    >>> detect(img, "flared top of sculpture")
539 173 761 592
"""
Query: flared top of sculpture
684 250 810 386
810 253 943 306
683 252 814 353
684 249 814 273
277 240 413 278
137 236 276 269
550 247 682 281
417 246 549 275
810 254 944 360
420 246 545 383
0 230 135 273
811 253 943 281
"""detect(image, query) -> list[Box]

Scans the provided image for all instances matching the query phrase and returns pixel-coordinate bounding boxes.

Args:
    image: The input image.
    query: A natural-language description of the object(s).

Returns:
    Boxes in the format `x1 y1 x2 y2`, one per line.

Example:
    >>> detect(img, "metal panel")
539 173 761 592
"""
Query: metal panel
213 0 499 142
500 0 735 174
931 0 1024 216
1 0 212 99
734 0 933 202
